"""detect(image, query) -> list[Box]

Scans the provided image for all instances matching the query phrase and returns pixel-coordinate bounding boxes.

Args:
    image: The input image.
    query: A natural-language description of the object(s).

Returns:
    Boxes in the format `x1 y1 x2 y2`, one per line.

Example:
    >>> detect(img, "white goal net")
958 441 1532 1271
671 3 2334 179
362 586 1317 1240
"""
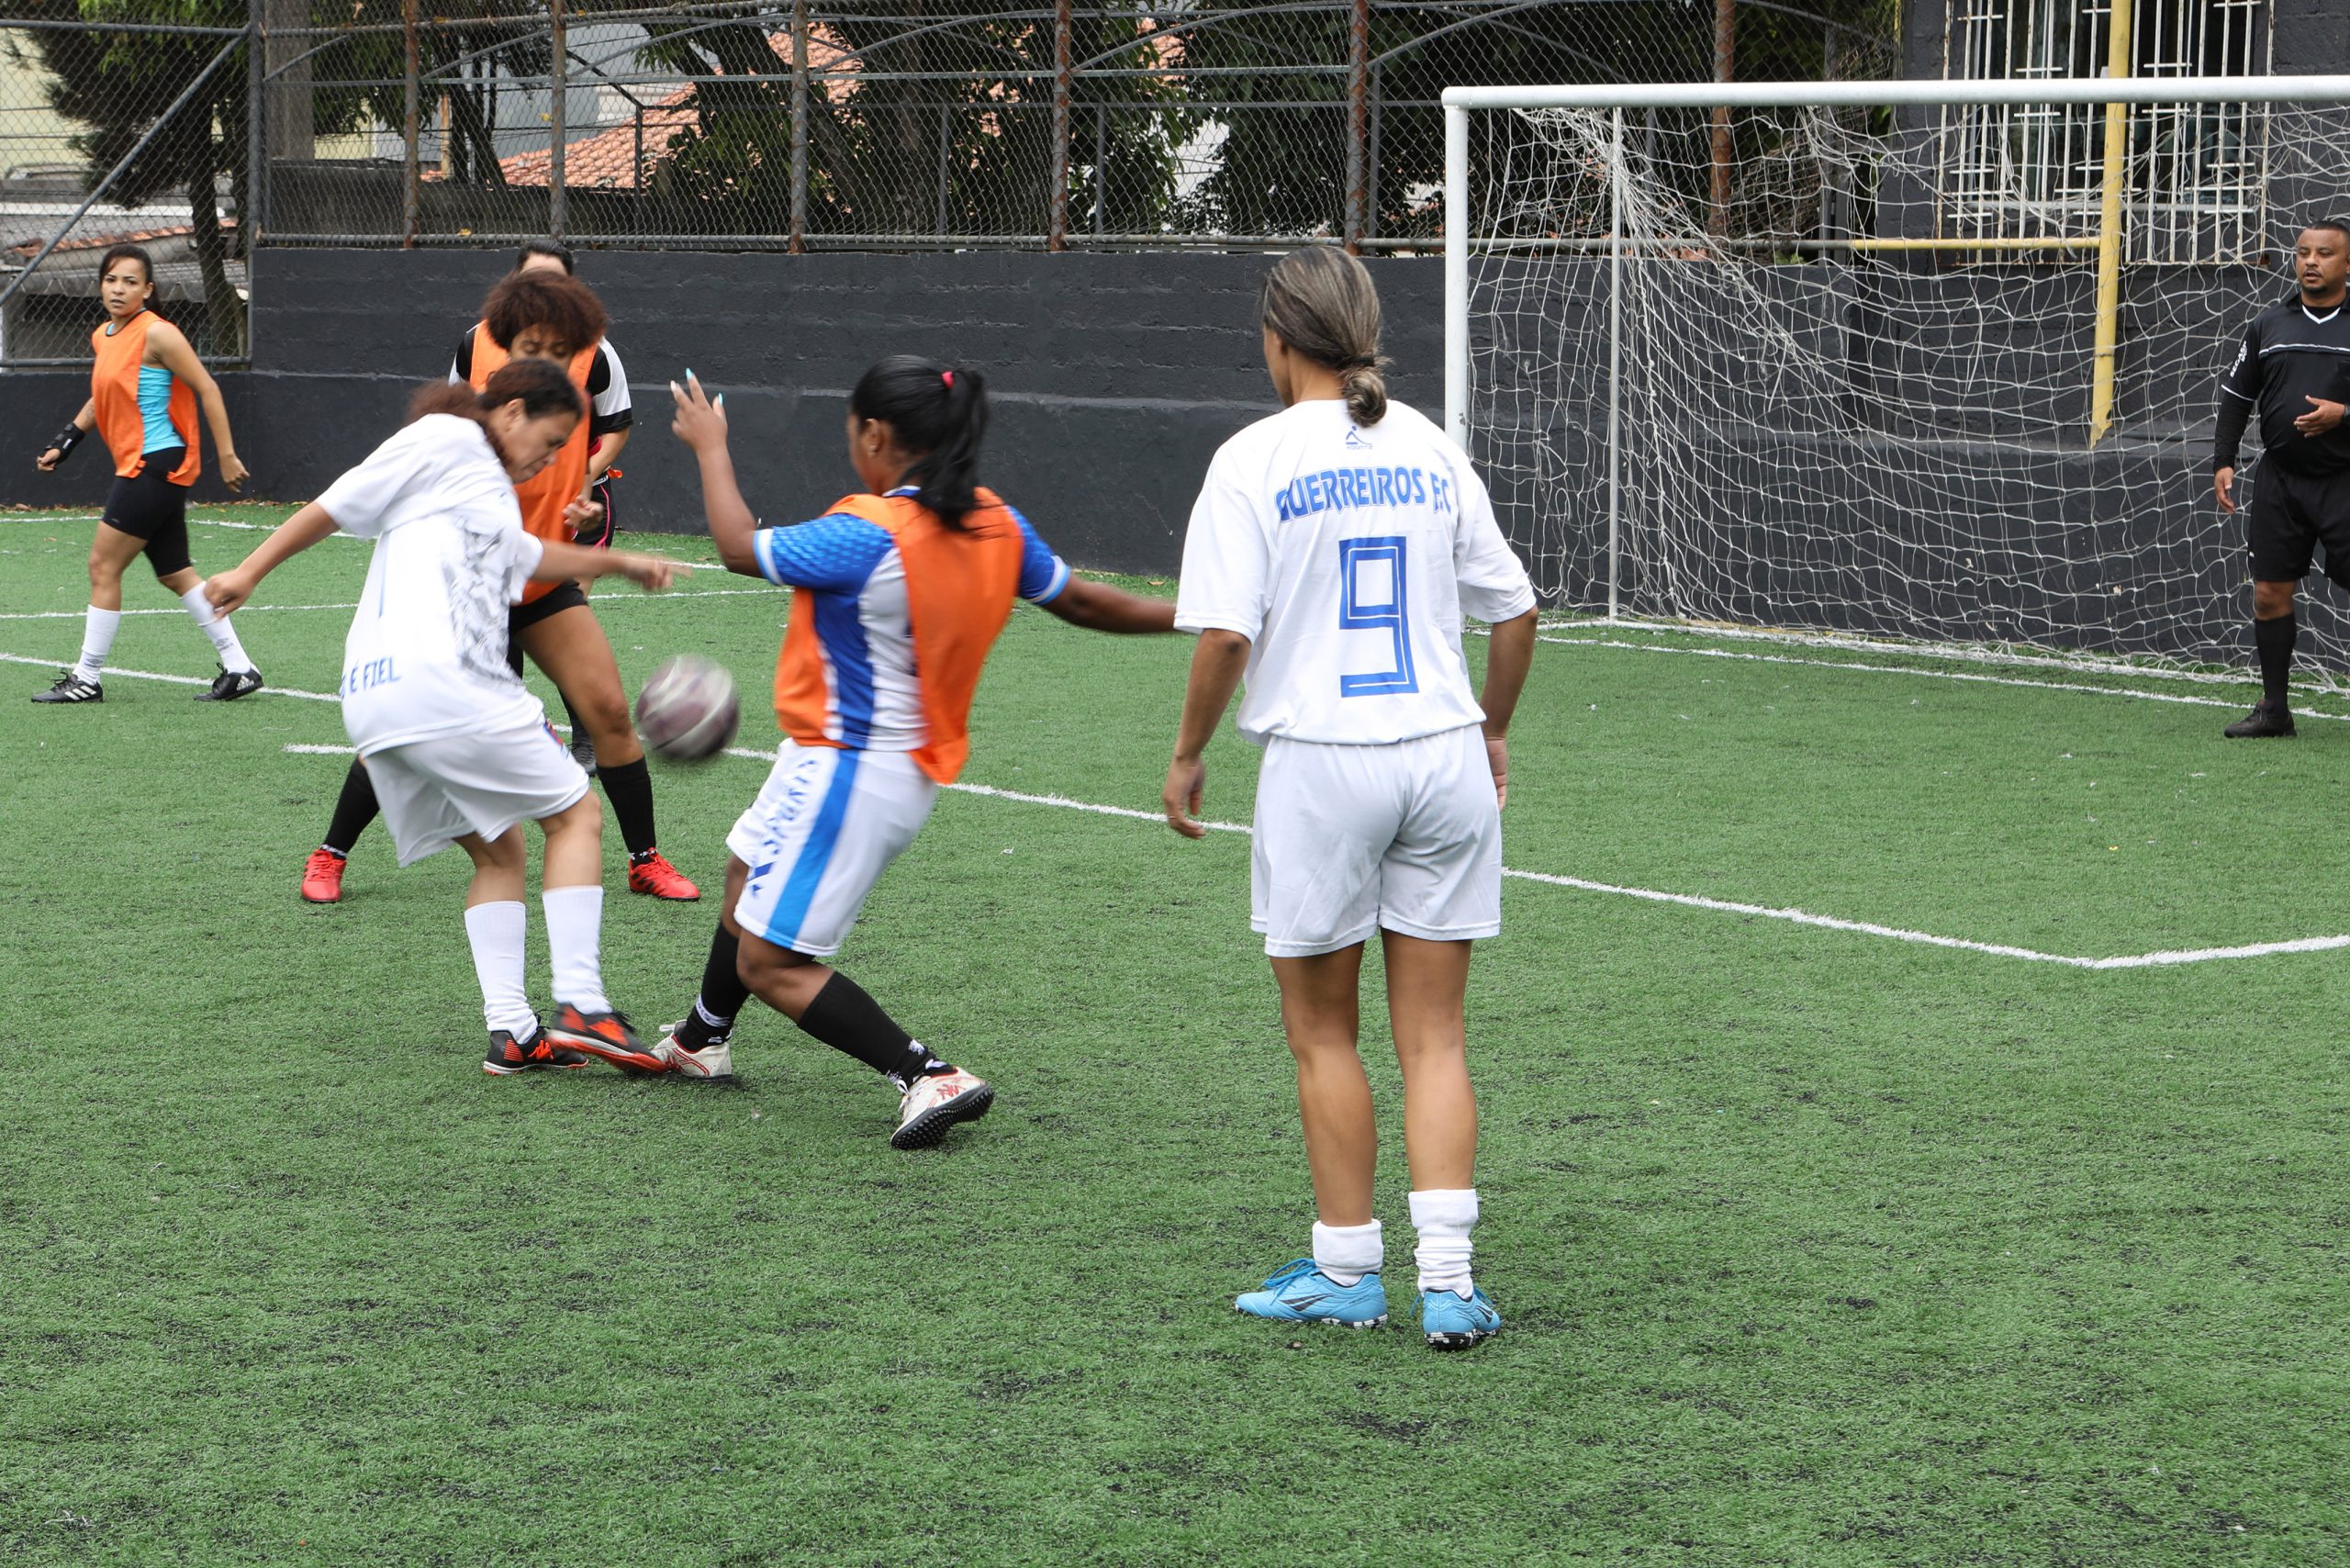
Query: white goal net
1446 79 2350 676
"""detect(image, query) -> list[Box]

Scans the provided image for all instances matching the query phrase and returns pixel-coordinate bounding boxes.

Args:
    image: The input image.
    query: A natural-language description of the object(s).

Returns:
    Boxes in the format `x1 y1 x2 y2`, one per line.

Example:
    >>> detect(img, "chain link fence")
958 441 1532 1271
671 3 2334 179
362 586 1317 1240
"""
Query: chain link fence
0 10 253 364
250 0 1892 251
0 0 1894 363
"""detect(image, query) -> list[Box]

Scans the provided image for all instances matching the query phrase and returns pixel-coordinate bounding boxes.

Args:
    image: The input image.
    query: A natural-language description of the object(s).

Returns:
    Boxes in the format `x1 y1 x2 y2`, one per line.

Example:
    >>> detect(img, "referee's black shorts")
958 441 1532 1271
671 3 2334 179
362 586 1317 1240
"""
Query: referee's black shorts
504 579 590 678
101 446 193 577
2246 463 2350 584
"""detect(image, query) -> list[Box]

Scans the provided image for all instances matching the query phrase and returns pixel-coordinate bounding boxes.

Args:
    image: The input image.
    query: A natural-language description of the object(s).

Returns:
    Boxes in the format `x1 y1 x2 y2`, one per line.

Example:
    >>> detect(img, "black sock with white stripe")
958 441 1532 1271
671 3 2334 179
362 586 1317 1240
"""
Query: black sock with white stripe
795 971 946 1091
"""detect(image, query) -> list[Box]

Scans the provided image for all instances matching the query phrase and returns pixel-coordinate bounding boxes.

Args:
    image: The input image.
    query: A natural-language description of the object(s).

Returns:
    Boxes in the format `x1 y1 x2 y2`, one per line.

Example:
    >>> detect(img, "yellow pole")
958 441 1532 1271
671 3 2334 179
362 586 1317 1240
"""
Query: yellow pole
2088 0 2133 445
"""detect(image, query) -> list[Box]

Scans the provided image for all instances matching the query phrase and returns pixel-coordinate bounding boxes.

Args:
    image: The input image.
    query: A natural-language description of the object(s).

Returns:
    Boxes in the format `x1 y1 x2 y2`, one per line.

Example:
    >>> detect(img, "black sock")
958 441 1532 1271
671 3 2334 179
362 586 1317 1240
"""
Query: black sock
600 756 659 859
2255 612 2298 707
679 924 750 1048
563 692 590 746
795 971 946 1090
321 759 380 856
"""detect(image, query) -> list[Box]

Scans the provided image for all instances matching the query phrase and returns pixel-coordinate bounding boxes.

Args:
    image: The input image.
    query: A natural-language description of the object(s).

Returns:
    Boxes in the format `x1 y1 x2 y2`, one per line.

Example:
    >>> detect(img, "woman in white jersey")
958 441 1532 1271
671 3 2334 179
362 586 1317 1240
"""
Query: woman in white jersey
1163 248 1537 1351
207 362 677 1077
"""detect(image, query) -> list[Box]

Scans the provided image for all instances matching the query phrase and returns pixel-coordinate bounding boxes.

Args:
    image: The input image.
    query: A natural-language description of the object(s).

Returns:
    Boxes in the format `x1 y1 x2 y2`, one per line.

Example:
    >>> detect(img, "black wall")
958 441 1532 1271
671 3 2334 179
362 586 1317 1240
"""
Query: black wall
56 248 1440 576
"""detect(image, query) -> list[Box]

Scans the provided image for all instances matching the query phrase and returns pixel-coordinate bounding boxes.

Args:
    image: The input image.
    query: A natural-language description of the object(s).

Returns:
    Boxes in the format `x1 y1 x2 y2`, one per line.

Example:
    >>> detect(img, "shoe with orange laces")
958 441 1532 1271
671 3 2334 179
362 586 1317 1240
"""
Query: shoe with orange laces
483 1024 590 1076
627 849 700 901
301 846 347 904
545 1002 667 1073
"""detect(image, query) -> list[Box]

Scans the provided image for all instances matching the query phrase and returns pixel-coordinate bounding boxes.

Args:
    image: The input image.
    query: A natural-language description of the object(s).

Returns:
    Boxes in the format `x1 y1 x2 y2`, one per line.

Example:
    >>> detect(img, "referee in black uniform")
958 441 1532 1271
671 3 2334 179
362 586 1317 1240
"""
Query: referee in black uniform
2213 219 2350 738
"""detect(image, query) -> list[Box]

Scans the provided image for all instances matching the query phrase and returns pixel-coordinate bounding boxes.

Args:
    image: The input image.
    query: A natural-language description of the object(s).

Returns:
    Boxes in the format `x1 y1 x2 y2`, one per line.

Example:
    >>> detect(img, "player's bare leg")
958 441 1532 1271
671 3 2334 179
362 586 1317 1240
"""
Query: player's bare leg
1270 944 1376 1226
456 826 585 1074
2227 577 2300 737
1383 930 1497 1347
33 524 141 701
516 603 698 898
658 856 988 1142
1231 944 1392 1328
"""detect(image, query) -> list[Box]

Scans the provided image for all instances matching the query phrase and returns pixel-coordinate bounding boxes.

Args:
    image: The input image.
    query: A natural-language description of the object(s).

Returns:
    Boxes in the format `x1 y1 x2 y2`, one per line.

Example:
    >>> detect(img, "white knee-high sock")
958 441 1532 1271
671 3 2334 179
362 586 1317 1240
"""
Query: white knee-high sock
1312 1219 1384 1286
179 583 254 673
542 885 611 1014
463 901 536 1037
1409 1188 1479 1297
75 606 120 682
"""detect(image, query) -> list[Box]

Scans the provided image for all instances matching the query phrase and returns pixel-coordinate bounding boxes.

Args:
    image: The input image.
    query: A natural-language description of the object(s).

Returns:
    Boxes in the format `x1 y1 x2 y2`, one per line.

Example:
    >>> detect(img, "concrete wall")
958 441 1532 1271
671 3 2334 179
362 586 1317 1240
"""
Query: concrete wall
234 248 1445 575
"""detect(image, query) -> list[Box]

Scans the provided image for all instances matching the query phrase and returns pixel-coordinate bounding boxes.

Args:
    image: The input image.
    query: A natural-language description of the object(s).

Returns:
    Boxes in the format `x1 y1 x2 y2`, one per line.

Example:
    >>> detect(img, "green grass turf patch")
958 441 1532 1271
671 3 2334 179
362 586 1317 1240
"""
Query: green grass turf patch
0 507 2345 1564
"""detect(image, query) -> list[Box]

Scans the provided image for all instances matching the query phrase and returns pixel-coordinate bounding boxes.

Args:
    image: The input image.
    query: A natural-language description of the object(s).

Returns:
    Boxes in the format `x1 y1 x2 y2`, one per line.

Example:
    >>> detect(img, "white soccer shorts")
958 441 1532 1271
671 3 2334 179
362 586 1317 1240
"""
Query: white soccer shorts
727 741 937 958
1251 723 1502 958
364 713 591 868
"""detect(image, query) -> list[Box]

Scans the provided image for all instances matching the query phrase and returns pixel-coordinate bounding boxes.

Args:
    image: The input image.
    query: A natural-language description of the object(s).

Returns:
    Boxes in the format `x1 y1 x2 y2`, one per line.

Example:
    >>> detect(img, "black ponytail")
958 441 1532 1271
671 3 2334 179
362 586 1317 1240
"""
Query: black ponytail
848 354 989 530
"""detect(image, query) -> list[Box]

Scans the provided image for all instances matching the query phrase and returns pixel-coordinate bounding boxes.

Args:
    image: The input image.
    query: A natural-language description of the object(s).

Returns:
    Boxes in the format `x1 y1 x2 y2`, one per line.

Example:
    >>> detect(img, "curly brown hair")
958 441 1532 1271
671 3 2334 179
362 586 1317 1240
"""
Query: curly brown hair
479 269 607 353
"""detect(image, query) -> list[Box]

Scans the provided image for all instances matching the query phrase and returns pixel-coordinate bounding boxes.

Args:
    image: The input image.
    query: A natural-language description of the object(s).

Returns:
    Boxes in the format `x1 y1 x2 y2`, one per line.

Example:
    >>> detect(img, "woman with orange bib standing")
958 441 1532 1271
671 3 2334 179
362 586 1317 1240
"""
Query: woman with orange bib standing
32 243 260 703
658 359 1176 1148
299 267 697 906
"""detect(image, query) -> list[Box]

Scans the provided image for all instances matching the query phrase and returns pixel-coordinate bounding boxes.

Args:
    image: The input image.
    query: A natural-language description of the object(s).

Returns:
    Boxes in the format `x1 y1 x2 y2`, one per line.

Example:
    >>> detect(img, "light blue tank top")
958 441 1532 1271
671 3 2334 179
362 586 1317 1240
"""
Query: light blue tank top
138 364 179 454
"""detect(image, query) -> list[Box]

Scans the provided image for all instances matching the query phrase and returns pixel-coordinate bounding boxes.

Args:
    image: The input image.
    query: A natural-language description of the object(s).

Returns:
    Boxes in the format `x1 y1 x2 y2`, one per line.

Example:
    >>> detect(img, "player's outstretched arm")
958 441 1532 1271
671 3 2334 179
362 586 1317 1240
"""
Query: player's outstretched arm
533 537 675 592
1163 628 1250 839
1041 576 1177 633
1477 609 1536 809
207 502 343 614
668 373 760 577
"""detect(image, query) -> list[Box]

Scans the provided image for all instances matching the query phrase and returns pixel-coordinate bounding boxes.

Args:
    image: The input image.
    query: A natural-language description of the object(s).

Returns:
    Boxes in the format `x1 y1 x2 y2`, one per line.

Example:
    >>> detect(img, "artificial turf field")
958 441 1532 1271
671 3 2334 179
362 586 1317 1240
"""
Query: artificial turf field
1 503 2345 1567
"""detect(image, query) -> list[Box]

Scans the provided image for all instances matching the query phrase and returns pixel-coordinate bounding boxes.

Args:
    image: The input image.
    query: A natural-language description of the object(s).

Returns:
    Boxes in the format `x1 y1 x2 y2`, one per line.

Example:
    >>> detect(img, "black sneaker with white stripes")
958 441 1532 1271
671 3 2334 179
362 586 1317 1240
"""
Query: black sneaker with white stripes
30 670 101 704
196 666 264 702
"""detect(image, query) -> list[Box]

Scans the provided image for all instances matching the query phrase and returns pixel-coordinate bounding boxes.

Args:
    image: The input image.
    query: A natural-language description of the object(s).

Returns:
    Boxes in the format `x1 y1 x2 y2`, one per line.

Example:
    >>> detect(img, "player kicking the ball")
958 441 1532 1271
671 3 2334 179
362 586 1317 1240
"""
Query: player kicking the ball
1162 249 1537 1350
661 356 1175 1147
207 362 677 1076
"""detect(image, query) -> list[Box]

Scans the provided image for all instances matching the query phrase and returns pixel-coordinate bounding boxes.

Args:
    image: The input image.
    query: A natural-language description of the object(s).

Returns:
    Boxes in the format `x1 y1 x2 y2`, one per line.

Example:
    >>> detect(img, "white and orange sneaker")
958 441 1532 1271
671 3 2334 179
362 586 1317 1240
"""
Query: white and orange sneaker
653 1022 737 1084
890 1066 993 1150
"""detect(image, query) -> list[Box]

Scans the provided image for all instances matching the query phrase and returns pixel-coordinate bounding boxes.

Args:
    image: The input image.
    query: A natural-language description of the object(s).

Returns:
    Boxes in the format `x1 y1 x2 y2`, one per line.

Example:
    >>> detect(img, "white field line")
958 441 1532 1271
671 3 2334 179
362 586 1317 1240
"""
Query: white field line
0 584 765 622
0 651 340 701
1535 616 2311 691
1537 634 2350 723
257 735 2350 971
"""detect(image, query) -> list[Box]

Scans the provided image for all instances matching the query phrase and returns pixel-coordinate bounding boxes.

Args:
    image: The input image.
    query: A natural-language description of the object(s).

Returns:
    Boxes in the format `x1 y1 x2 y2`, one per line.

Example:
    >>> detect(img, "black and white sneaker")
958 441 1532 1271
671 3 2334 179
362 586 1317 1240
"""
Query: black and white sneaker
30 670 101 704
196 666 263 702
569 736 599 777
2222 699 2295 739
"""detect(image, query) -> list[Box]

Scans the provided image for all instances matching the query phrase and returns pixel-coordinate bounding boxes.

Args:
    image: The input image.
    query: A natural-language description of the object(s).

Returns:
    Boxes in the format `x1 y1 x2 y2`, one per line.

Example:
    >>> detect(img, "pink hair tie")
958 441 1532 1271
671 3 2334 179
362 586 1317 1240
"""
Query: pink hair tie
942 370 954 388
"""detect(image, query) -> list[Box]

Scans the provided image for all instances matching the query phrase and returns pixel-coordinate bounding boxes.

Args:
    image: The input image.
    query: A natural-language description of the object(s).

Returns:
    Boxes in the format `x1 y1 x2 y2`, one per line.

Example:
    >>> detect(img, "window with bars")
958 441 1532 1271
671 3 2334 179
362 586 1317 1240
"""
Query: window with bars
1940 0 2271 261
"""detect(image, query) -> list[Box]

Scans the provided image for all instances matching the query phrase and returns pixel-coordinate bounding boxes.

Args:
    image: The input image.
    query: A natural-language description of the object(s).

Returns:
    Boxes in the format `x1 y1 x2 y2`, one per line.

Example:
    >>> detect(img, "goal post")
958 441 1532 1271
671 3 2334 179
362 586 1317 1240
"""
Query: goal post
1443 74 2350 673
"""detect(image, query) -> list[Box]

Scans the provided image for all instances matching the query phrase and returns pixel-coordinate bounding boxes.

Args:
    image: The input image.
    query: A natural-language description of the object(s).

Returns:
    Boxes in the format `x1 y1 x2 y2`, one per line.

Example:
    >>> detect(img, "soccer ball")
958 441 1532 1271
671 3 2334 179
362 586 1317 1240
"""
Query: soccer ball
634 655 739 763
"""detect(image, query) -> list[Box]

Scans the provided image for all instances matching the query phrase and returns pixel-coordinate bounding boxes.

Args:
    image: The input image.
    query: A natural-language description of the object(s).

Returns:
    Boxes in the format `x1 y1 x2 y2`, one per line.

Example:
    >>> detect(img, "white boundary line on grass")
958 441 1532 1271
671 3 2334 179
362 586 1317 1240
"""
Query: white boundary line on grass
0 586 772 622
0 650 341 700
1536 634 2350 723
245 726 2350 970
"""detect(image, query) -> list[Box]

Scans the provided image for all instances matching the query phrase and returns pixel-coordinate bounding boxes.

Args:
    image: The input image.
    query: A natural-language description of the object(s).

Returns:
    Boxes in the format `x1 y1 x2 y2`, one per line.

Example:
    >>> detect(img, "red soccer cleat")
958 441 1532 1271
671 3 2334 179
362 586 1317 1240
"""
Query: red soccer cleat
301 846 346 904
545 1002 666 1073
627 849 699 901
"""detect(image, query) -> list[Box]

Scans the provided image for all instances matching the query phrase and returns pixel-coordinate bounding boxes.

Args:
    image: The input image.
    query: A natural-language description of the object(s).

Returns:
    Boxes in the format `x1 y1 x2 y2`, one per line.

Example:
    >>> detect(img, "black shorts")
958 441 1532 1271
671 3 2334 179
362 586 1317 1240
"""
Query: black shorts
2245 463 2350 584
101 447 192 577
574 474 619 550
505 578 589 677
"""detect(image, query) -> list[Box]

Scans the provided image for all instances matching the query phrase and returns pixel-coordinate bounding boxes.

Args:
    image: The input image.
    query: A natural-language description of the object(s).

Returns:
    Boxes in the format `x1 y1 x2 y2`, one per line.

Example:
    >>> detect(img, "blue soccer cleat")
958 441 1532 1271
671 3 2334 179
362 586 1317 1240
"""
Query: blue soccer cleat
1236 1258 1389 1328
1419 1285 1502 1351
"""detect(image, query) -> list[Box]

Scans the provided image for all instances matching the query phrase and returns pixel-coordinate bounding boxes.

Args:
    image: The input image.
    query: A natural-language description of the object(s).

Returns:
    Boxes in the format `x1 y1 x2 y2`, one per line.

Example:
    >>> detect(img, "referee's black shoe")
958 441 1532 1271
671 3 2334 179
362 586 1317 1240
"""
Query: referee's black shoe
2223 699 2295 739
30 669 101 703
196 666 263 702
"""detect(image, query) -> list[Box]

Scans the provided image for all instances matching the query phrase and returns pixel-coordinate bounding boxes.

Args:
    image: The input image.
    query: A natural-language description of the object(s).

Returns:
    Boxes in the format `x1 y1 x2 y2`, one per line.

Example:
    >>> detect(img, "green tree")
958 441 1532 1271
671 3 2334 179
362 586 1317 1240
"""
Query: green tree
11 0 251 353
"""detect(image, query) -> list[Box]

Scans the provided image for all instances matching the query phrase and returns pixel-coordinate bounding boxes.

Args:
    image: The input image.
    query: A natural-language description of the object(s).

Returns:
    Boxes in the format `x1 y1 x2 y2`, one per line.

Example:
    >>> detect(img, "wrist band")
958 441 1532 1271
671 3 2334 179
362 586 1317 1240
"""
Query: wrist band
45 424 84 461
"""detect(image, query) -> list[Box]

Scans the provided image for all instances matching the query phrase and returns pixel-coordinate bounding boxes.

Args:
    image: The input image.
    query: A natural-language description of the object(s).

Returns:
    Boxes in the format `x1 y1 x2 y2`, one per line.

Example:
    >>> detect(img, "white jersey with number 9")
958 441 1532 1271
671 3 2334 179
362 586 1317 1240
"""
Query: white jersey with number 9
1175 398 1535 745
